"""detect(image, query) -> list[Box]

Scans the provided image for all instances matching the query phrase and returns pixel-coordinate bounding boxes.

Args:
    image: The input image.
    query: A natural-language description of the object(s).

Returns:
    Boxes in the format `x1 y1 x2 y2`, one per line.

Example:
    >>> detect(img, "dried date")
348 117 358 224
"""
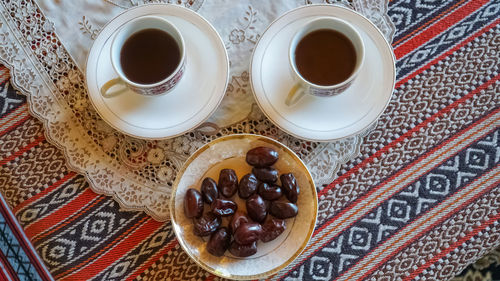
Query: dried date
246 147 279 167
184 188 203 218
246 194 267 223
258 182 282 201
229 241 257 257
206 227 231 257
193 212 221 236
261 218 286 242
252 167 278 183
211 198 237 217
238 173 259 199
270 202 298 219
229 212 250 234
219 169 238 197
201 177 218 204
280 173 299 203
233 222 262 245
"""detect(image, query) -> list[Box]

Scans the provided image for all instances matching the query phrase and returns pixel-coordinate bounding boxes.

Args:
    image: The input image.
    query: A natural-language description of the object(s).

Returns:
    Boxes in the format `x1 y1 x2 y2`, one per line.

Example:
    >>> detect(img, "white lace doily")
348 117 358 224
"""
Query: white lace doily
0 0 395 221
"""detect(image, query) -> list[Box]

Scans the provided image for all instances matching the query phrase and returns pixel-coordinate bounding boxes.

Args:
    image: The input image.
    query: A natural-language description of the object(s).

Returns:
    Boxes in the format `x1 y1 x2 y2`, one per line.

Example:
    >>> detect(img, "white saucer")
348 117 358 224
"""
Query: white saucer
250 5 395 142
86 4 229 139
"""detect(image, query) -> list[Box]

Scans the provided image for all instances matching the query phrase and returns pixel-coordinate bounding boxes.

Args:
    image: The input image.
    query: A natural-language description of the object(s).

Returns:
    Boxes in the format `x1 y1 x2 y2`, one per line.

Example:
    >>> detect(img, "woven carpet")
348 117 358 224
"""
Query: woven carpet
0 0 499 280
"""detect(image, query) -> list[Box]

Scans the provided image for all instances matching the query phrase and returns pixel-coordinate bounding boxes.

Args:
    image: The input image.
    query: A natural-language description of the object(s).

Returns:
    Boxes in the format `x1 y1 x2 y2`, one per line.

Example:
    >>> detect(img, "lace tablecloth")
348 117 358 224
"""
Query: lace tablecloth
0 0 395 220
1 0 499 280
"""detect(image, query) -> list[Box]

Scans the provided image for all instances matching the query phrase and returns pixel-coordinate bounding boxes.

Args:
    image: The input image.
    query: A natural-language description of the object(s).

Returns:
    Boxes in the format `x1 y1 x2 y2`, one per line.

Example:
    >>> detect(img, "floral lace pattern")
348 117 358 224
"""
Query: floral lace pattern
0 0 395 220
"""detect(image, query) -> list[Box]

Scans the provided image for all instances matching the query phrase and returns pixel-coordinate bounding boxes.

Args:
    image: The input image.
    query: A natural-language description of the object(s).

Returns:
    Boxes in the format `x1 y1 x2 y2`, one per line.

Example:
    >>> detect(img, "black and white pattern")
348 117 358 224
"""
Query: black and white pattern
0 81 25 116
389 0 459 41
284 129 499 281
396 1 500 79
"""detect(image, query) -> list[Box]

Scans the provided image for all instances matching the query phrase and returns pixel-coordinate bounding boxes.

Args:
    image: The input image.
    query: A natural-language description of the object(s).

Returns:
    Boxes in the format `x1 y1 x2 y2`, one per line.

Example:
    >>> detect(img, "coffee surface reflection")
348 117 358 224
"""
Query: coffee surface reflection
120 28 181 85
294 29 356 86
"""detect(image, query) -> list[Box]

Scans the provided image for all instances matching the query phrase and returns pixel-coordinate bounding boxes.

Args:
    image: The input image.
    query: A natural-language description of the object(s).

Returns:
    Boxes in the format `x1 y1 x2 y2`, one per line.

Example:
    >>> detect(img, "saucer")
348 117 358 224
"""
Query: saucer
86 4 229 139
250 5 396 142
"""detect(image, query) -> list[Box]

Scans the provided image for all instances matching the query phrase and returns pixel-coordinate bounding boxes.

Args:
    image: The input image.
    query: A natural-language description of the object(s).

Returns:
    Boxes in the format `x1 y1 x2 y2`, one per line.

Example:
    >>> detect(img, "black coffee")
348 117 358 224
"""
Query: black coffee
120 28 180 84
294 29 356 86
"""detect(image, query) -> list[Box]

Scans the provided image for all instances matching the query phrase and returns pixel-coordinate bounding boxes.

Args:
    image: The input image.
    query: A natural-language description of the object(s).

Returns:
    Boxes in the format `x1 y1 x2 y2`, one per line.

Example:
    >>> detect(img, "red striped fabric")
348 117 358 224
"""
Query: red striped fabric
13 172 76 214
0 0 498 280
394 0 488 59
404 214 500 281
26 189 103 241
0 186 53 280
298 108 499 274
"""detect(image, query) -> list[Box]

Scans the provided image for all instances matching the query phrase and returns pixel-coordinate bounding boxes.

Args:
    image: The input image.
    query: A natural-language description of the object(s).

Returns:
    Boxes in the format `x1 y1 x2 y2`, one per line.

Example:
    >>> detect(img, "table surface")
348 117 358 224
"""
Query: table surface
0 0 499 280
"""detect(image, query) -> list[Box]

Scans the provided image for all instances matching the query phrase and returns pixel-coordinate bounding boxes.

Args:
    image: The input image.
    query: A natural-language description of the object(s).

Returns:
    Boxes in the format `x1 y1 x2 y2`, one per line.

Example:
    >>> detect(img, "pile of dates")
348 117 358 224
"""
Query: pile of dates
184 146 300 257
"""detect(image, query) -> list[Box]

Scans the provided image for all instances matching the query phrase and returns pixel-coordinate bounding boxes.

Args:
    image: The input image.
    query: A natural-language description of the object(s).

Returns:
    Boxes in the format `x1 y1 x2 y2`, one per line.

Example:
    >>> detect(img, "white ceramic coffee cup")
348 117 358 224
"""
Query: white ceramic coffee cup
286 17 365 106
100 16 186 97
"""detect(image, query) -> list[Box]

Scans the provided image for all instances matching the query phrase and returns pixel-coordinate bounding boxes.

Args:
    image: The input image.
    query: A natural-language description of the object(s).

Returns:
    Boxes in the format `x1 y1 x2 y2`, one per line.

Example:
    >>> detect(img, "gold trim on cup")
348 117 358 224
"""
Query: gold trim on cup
286 16 365 106
102 15 186 97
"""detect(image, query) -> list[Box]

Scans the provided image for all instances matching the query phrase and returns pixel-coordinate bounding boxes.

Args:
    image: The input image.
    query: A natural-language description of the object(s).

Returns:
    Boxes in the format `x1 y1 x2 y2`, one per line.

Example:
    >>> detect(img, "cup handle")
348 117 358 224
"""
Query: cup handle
285 83 306 106
100 78 127 98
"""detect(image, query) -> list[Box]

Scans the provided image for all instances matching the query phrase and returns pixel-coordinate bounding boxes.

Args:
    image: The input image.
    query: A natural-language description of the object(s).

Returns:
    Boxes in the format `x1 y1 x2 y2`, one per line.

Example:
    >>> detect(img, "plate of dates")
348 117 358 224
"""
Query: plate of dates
170 134 317 279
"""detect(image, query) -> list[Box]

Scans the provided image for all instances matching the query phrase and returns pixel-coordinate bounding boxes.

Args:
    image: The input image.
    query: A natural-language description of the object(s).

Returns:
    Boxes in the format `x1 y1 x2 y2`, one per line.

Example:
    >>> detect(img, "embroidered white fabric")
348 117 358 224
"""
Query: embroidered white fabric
0 0 394 220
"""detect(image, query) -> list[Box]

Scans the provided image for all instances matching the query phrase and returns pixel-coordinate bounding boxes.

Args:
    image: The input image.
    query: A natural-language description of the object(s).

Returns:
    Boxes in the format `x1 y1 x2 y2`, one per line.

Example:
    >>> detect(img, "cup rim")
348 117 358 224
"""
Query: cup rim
288 16 365 89
110 15 186 88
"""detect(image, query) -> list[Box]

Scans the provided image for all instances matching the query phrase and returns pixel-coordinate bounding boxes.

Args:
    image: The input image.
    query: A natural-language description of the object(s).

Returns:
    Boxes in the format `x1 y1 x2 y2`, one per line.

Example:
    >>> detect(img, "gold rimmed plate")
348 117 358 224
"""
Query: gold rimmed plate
170 134 317 279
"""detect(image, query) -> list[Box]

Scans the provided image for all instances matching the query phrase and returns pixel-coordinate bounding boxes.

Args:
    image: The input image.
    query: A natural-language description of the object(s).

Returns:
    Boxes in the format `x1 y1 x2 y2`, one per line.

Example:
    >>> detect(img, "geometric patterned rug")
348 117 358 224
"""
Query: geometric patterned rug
0 191 52 280
1 71 498 281
452 248 500 281
2 76 499 281
0 0 499 280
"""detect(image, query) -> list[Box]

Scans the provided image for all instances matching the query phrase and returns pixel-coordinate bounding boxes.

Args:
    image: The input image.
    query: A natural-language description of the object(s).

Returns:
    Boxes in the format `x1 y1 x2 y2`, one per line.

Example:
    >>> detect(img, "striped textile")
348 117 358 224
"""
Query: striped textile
0 0 499 280
0 179 52 281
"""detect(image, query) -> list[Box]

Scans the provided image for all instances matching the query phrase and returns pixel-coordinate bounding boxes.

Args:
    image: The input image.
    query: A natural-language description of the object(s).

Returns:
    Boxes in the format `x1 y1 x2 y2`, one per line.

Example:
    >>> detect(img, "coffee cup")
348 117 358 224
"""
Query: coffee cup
286 17 364 106
100 16 186 97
